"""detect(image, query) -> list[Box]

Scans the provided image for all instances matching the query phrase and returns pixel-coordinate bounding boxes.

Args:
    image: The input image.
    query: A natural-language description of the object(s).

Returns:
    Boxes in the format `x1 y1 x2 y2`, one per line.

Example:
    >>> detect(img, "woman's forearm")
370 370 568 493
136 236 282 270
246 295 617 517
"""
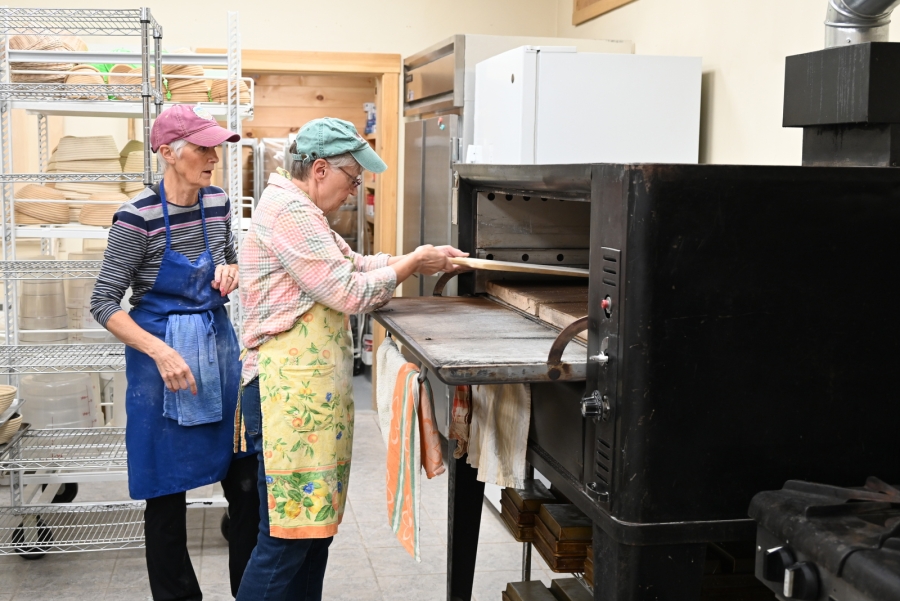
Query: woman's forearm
105 311 167 359
389 250 422 284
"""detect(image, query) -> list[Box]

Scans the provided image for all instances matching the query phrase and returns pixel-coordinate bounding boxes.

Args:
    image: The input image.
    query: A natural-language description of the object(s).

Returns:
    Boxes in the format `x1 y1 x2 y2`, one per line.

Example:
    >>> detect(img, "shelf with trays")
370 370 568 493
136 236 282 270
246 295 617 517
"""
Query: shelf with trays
13 225 114 240
9 50 227 67
0 8 245 551
12 99 252 119
0 344 125 374
0 83 163 103
0 172 147 184
0 260 102 280
0 427 126 473
0 7 160 36
0 501 146 555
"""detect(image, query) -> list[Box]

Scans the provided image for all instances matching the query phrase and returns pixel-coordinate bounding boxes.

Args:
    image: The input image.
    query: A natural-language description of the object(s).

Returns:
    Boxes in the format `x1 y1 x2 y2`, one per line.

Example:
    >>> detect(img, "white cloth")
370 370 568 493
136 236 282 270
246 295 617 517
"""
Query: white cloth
375 337 408 446
466 383 531 489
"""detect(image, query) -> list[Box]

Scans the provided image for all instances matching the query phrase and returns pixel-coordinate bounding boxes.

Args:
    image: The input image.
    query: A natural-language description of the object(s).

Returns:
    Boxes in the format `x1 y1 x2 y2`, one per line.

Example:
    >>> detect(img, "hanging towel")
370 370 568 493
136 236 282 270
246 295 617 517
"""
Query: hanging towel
384 361 445 561
467 384 531 489
376 337 408 445
449 385 472 459
163 310 222 426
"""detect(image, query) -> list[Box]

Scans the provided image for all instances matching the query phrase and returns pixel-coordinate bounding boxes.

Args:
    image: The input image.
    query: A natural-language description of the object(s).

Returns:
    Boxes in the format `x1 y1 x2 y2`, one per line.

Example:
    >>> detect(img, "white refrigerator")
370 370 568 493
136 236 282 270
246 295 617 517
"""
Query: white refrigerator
472 46 702 165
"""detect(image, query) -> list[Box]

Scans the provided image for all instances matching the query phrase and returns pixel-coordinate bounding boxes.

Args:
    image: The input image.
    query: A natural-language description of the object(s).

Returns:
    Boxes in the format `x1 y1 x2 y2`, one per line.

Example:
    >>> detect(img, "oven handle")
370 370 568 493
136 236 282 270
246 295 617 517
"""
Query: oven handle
547 316 589 380
432 271 467 296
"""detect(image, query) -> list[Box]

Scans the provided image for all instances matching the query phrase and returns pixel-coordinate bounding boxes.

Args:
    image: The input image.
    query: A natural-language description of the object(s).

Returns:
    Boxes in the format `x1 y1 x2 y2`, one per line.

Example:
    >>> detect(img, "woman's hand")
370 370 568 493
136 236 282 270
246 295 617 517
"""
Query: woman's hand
414 244 469 276
150 342 197 395
212 264 239 297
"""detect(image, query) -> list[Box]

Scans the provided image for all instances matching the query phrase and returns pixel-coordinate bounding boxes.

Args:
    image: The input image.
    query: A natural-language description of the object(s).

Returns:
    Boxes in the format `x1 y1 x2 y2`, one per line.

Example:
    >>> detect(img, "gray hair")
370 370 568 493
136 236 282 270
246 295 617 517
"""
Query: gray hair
157 139 188 173
288 141 360 181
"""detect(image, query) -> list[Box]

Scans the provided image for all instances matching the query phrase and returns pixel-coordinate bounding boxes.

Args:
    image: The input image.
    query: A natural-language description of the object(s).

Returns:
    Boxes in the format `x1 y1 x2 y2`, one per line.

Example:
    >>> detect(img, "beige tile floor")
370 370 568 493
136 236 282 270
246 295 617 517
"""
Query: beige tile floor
0 372 556 600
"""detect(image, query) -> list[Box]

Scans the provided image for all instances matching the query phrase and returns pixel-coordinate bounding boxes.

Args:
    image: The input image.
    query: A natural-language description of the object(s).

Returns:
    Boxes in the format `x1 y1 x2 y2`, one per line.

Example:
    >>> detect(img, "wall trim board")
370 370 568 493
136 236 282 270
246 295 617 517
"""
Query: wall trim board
572 0 638 25
197 48 401 74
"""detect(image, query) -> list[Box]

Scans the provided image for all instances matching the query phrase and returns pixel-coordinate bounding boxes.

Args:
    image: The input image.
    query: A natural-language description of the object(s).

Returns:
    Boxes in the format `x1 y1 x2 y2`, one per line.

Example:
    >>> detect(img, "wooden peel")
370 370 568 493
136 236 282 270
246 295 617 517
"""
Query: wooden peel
450 257 589 278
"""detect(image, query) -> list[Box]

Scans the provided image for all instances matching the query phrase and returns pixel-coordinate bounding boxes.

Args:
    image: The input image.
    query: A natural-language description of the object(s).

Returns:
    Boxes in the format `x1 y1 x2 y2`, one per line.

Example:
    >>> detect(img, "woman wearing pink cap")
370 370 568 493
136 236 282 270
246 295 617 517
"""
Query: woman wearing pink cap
91 104 258 600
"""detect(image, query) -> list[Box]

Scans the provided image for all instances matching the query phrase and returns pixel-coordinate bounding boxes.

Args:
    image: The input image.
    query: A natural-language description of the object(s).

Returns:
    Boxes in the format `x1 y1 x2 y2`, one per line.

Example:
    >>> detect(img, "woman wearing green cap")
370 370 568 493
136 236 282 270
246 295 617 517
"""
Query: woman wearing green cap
236 117 465 599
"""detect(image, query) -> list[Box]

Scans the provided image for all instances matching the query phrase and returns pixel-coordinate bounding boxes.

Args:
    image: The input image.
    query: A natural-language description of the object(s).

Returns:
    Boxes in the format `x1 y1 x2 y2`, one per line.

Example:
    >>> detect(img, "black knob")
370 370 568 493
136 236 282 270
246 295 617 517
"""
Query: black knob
784 562 819 600
763 546 795 582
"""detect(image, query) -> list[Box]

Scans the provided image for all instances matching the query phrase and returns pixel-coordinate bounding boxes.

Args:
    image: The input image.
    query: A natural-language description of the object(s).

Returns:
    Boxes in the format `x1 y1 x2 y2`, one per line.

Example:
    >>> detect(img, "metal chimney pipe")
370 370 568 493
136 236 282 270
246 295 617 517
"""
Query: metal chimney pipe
825 0 900 47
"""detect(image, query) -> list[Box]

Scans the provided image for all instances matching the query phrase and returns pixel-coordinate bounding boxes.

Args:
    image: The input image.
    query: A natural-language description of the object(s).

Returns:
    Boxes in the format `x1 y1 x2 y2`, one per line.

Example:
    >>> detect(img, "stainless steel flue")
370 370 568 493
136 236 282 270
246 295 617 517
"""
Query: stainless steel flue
825 0 900 47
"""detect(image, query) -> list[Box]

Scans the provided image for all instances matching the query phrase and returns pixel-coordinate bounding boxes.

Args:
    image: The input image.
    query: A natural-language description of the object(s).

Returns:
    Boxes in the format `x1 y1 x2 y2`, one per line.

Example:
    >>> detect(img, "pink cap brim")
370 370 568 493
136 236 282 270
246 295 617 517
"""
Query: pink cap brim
184 124 241 148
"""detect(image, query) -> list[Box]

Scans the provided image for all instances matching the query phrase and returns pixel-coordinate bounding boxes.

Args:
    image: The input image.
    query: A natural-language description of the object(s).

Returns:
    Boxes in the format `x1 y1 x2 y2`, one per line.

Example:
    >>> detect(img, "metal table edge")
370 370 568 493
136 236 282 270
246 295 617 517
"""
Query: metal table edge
371 305 587 385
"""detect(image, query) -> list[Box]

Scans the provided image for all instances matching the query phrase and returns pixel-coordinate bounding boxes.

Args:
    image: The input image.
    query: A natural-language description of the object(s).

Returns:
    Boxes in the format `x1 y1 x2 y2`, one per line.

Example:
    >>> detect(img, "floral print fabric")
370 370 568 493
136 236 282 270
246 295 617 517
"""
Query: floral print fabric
258 301 354 539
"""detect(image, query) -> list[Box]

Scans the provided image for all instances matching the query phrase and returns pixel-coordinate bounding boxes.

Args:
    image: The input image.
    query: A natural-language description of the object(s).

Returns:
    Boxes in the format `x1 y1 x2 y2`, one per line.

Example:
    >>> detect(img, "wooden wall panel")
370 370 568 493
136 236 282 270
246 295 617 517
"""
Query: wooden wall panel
573 0 637 25
243 71 375 140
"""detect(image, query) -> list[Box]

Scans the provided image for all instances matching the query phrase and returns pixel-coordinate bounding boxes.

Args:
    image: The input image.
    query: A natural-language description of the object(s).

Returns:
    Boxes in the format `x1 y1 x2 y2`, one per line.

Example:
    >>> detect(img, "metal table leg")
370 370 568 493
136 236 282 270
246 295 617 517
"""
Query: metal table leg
522 541 532 581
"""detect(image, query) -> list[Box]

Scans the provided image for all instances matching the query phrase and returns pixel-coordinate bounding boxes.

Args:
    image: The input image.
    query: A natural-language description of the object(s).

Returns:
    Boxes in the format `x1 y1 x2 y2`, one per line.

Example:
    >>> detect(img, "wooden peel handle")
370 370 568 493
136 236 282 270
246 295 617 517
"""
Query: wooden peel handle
449 257 589 278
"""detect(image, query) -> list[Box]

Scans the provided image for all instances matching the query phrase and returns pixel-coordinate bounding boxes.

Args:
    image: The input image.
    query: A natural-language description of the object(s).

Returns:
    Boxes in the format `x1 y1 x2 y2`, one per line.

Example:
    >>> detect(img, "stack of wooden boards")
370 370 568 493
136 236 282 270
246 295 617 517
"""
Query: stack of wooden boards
485 281 589 342
534 504 593 572
499 480 557 542
503 579 592 601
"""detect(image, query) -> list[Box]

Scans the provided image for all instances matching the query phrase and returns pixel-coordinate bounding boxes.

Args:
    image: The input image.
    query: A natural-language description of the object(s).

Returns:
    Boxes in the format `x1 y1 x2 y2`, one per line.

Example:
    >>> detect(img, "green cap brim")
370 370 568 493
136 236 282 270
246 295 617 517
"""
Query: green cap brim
351 144 387 174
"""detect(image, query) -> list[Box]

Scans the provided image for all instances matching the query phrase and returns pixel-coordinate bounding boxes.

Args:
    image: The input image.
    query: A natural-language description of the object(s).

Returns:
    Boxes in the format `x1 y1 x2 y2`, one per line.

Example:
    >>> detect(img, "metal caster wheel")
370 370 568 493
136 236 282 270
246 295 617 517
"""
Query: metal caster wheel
13 516 52 560
220 510 230 542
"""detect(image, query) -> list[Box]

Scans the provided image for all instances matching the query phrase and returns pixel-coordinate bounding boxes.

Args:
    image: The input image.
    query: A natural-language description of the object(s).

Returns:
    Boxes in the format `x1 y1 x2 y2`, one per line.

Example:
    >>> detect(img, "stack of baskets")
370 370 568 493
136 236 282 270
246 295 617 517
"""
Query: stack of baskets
8 34 86 83
48 136 124 195
120 139 151 197
210 79 250 104
80 192 127 226
164 64 210 102
64 64 105 99
0 385 21 446
14 184 69 224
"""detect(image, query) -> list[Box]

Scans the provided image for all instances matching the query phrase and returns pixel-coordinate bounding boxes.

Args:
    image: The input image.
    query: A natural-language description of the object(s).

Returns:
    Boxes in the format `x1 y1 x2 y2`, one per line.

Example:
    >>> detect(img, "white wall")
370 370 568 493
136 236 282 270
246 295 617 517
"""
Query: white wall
554 0 900 166
14 0 560 57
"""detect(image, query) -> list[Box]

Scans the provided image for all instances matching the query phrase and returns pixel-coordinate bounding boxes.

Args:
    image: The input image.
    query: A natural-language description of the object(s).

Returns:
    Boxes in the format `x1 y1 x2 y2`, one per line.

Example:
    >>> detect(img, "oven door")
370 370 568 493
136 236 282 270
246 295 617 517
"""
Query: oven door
373 295 587 384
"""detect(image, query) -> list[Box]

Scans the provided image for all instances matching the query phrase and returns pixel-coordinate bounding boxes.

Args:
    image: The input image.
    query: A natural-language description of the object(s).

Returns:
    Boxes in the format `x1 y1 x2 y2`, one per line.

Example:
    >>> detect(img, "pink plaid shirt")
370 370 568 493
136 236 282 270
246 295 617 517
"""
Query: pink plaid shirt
239 171 396 383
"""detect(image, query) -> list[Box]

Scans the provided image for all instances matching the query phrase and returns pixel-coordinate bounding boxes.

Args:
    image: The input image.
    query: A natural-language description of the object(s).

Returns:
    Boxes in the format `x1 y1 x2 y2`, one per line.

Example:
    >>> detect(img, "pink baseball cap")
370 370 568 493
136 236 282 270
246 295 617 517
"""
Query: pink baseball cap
150 104 241 152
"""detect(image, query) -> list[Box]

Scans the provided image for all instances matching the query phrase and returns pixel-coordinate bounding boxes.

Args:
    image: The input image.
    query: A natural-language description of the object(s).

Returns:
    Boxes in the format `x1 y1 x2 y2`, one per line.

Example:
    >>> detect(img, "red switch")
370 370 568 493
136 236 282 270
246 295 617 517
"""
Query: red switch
601 299 611 310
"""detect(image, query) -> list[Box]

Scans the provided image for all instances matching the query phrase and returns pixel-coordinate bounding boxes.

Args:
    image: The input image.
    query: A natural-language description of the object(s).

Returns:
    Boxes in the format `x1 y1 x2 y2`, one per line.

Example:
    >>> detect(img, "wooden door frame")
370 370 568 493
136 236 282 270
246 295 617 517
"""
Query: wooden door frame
199 48 401 259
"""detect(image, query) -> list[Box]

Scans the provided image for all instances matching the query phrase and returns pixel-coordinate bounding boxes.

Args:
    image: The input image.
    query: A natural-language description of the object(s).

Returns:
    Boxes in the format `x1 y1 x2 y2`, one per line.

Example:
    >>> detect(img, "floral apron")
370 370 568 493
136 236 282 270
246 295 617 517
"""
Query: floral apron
257 302 354 539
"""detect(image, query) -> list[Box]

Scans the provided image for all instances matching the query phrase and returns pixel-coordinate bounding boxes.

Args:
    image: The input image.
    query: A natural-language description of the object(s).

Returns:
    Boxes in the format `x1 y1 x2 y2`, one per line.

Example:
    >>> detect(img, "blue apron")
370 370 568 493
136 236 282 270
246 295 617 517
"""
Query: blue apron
124 183 241 500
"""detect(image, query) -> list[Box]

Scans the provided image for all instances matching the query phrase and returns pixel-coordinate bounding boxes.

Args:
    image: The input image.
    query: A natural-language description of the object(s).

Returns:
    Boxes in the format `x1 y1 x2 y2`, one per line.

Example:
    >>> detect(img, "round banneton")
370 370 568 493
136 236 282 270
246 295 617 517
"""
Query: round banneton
55 136 121 162
0 414 23 445
15 184 65 201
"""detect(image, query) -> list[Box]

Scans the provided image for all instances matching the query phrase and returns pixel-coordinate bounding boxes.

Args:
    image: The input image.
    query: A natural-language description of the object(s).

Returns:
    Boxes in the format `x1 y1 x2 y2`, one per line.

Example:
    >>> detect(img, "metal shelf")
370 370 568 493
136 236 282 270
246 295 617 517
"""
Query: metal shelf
0 83 162 103
13 99 252 119
0 172 145 184
14 225 112 240
0 7 160 36
0 427 126 472
0 344 125 374
9 50 226 67
0 260 102 280
0 502 145 555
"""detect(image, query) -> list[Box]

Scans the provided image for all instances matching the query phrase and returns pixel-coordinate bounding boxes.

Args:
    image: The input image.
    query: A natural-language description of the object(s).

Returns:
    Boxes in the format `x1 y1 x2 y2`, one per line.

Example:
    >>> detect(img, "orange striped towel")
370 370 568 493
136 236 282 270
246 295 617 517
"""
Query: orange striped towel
386 363 444 560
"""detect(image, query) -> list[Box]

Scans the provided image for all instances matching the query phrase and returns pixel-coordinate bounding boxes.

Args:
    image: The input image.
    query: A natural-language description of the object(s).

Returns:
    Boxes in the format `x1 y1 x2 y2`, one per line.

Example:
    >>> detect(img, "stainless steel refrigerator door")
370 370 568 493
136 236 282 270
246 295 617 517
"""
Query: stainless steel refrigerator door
403 120 425 296
422 114 459 298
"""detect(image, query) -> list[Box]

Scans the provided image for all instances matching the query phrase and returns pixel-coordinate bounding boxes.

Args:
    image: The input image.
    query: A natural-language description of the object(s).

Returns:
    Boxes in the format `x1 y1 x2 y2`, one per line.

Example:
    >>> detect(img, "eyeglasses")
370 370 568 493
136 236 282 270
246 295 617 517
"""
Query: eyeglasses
337 166 362 188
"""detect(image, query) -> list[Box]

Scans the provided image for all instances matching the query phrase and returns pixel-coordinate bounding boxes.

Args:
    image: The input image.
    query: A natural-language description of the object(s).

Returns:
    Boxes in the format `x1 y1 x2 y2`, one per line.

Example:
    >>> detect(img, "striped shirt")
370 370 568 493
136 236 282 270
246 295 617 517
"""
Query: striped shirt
90 184 238 327
239 170 396 383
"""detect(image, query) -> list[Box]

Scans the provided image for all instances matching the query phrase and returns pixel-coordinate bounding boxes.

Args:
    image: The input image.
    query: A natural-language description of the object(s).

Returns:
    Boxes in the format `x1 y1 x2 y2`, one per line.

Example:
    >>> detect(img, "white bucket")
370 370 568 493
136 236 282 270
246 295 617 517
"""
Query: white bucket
20 372 95 429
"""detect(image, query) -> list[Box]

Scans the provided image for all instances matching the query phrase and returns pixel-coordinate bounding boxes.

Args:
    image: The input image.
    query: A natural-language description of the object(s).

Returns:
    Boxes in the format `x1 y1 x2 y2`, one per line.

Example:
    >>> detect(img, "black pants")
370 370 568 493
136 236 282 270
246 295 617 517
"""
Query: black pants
144 454 260 600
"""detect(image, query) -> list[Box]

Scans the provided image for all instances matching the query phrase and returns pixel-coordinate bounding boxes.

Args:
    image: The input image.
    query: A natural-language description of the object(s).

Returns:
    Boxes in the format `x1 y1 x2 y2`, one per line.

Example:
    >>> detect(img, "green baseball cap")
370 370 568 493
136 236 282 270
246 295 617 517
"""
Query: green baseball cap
292 117 387 174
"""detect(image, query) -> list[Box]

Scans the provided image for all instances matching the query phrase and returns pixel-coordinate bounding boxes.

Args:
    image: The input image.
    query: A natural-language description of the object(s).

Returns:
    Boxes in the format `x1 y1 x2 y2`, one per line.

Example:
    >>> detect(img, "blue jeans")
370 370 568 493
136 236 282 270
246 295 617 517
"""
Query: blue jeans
235 380 333 601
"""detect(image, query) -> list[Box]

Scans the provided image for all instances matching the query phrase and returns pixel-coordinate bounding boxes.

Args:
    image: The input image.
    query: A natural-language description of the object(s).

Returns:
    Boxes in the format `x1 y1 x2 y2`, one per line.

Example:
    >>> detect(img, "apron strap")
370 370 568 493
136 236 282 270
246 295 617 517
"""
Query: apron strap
159 179 212 254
